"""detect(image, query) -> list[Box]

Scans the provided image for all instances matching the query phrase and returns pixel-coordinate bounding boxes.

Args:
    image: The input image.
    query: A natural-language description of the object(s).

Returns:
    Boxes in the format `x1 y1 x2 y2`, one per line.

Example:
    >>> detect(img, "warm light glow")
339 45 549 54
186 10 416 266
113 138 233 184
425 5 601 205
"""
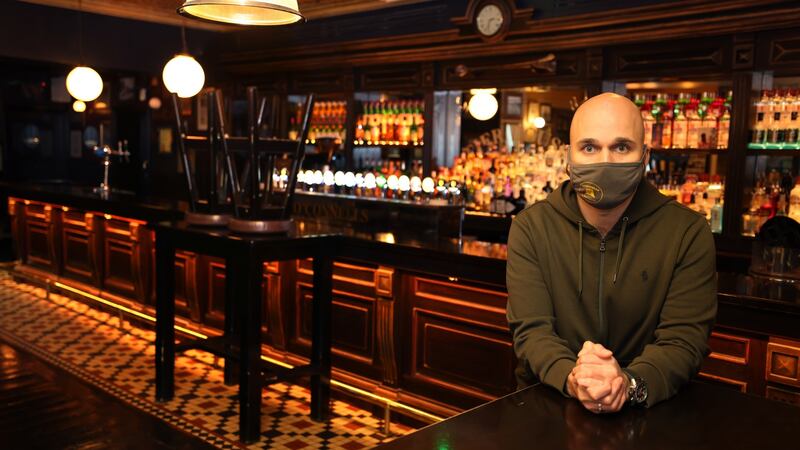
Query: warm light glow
323 170 334 186
532 116 546 129
162 54 205 98
66 66 103 102
72 100 86 113
31 277 443 424
422 177 435 194
334 171 345 187
398 175 410 192
344 172 356 188
148 97 162 109
468 89 498 121
179 0 304 26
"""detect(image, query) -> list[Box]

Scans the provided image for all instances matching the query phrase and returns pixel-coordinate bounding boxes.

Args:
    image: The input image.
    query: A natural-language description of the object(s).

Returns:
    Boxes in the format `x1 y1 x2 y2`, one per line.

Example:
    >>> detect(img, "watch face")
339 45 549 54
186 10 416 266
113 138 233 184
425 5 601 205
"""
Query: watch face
476 4 504 37
635 383 648 404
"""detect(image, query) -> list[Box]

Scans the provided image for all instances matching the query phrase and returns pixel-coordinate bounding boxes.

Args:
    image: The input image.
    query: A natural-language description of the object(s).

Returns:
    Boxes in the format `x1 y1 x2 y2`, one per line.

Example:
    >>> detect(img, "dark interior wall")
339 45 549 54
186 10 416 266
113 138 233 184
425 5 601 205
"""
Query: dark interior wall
0 2 218 195
0 1 215 74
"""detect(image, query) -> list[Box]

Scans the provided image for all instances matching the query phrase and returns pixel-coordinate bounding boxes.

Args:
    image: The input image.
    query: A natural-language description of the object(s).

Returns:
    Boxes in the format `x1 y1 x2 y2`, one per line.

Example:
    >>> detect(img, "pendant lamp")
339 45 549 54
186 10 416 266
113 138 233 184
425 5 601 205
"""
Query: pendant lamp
178 0 304 26
468 89 498 121
162 26 205 98
66 0 103 102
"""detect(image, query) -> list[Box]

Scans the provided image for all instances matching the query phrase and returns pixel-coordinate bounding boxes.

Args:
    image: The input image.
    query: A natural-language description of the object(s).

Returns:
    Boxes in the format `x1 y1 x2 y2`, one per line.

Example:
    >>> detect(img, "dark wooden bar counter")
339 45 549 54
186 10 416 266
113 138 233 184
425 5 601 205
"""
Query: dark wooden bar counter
375 381 800 450
4 181 800 419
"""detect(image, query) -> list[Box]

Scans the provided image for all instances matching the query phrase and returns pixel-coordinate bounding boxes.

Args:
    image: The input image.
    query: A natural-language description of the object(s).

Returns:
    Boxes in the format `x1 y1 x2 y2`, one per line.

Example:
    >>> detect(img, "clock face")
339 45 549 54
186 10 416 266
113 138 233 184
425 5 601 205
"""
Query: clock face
476 4 504 37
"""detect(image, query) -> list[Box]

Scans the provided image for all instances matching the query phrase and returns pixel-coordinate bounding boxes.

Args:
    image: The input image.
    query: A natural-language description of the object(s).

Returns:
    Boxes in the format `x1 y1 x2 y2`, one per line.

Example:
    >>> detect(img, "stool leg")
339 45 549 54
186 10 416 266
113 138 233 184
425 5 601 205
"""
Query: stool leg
311 255 332 422
155 240 176 402
224 256 238 386
239 251 263 443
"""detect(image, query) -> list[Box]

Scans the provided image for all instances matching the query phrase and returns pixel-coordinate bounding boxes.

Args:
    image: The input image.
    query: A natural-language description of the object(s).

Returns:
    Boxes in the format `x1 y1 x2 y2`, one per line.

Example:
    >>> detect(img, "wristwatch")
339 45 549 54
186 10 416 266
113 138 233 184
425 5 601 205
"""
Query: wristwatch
624 370 648 406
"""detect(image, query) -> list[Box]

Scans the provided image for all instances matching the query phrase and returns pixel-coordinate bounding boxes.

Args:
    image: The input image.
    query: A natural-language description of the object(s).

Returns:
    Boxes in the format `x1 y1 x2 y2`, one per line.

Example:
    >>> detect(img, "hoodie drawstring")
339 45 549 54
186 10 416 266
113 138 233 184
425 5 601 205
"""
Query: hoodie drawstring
613 217 629 284
577 220 583 300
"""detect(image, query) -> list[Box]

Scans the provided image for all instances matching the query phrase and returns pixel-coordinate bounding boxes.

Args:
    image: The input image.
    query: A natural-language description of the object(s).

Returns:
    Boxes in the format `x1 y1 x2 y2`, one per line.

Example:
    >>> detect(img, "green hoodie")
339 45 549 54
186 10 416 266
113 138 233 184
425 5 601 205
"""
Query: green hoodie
506 178 717 407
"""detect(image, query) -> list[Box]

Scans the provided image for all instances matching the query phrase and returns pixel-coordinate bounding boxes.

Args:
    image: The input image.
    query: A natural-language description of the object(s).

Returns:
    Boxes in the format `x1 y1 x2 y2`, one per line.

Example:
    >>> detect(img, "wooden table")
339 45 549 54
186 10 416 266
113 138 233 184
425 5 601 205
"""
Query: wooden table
376 381 800 450
153 221 338 443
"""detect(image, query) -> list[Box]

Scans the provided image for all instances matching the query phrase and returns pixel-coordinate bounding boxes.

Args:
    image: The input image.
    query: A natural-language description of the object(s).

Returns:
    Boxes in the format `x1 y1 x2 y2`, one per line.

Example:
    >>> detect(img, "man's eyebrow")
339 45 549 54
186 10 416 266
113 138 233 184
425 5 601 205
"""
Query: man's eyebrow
612 137 636 145
576 138 599 146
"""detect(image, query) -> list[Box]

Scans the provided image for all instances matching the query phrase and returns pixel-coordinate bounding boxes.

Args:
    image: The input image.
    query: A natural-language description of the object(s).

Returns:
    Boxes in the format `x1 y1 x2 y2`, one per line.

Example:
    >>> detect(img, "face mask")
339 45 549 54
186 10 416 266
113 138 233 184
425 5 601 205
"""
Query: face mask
567 148 647 210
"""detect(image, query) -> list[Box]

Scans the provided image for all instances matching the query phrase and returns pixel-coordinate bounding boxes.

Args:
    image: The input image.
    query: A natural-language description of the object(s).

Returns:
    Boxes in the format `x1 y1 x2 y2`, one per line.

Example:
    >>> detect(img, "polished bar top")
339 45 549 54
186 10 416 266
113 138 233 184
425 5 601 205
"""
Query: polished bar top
377 382 800 450
1 181 184 223
6 181 800 322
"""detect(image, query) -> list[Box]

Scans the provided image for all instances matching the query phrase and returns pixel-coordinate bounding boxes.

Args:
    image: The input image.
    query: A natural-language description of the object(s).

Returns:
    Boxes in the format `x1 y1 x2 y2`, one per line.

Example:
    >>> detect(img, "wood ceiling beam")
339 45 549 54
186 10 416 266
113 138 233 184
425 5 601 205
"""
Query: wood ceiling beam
19 0 433 31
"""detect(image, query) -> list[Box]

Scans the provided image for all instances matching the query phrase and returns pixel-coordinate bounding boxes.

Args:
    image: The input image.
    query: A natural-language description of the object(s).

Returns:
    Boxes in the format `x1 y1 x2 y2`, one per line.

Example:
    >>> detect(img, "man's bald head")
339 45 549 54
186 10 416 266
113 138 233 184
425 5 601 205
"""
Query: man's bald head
569 92 646 164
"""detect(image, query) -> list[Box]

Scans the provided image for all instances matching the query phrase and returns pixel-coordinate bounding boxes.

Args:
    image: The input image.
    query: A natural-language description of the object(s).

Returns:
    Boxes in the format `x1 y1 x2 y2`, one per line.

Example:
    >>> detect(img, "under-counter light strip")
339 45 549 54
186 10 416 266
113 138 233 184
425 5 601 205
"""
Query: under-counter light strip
39 277 444 423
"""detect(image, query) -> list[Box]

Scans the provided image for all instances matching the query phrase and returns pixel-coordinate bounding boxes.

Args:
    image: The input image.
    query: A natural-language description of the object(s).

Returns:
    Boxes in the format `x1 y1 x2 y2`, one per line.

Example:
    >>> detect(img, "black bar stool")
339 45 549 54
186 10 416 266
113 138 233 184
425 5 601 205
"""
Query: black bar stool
170 90 236 226
221 87 314 233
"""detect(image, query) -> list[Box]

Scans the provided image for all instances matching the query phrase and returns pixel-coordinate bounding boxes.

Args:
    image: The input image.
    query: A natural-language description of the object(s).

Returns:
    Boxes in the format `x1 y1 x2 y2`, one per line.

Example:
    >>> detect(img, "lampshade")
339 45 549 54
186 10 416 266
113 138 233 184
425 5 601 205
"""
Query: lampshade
162 54 205 98
178 0 304 26
66 66 103 102
72 100 86 113
468 89 498 121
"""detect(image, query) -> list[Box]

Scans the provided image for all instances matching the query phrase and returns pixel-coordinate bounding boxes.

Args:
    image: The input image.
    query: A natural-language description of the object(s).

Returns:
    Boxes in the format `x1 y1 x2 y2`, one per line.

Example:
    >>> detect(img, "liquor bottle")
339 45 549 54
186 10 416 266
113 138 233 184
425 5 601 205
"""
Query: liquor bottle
717 97 731 149
710 198 723 233
661 96 674 149
651 94 666 148
673 96 689 149
766 90 783 146
637 95 655 148
751 90 769 146
686 99 702 149
789 178 800 223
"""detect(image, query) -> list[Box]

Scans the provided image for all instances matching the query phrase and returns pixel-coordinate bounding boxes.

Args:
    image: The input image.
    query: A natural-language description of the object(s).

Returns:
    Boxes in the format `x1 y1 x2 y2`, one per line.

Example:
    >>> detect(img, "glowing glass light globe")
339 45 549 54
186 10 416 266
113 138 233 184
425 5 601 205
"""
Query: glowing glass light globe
468 91 498 121
66 66 103 102
162 55 205 98
532 116 546 129
72 100 86 113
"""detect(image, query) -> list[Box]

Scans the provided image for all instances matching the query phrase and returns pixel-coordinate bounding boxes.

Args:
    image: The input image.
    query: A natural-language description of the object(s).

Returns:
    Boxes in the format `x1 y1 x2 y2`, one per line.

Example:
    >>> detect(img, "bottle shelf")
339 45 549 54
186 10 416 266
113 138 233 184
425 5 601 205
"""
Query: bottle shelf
353 139 424 148
746 149 800 156
650 147 728 155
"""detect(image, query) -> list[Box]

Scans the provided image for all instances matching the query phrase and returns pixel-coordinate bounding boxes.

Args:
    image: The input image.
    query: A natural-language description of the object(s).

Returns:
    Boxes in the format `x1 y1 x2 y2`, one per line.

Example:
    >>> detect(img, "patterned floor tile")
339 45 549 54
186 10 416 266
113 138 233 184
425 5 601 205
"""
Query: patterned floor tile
0 272 416 449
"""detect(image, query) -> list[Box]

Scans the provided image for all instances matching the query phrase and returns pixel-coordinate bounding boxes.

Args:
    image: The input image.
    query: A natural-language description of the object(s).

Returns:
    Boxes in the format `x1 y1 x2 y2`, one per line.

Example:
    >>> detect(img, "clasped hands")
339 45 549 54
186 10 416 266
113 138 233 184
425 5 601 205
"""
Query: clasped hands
566 341 629 414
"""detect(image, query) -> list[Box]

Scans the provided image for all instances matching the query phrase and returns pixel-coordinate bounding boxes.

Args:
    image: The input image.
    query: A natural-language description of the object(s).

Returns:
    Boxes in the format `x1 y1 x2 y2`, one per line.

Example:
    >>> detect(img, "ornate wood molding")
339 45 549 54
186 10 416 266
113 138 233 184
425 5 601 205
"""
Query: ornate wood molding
213 0 800 76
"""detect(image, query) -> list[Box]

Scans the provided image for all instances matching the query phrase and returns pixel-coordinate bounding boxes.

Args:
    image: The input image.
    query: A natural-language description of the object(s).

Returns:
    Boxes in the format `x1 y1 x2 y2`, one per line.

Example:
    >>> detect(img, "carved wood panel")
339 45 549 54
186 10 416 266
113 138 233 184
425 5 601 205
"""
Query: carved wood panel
765 386 800 408
101 217 150 304
8 198 22 261
699 331 766 395
60 210 96 285
767 339 800 389
439 52 582 89
293 259 381 380
606 37 730 79
290 70 354 93
357 65 424 91
22 202 59 273
760 30 800 71
402 275 514 409
204 257 227 330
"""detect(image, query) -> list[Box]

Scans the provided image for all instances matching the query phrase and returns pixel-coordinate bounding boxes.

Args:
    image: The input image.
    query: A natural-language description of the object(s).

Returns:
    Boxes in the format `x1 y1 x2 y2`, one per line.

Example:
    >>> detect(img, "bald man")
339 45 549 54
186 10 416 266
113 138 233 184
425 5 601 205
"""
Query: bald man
506 93 717 414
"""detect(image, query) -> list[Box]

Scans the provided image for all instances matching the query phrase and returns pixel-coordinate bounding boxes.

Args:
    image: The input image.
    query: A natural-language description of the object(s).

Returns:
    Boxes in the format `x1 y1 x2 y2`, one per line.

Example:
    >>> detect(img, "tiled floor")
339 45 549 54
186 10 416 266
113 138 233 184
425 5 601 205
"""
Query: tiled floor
0 273 414 449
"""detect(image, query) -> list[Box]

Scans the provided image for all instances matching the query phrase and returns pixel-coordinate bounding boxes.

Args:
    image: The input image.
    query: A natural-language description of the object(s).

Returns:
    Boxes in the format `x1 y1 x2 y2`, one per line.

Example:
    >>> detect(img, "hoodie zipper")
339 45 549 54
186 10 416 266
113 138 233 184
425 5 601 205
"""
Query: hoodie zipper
598 237 606 345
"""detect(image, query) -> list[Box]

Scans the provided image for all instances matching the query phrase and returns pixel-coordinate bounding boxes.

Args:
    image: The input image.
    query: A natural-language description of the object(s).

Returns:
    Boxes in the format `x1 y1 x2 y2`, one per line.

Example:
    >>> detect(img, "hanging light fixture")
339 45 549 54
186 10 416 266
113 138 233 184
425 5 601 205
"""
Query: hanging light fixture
162 25 205 98
66 0 103 102
72 100 87 113
178 0 304 26
468 88 498 121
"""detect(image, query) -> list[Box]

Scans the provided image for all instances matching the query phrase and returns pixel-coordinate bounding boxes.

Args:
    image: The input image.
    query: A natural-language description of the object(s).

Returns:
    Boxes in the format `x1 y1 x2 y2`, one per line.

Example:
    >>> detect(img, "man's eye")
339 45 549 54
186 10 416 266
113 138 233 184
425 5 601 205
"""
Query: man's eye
614 144 631 152
582 145 596 153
